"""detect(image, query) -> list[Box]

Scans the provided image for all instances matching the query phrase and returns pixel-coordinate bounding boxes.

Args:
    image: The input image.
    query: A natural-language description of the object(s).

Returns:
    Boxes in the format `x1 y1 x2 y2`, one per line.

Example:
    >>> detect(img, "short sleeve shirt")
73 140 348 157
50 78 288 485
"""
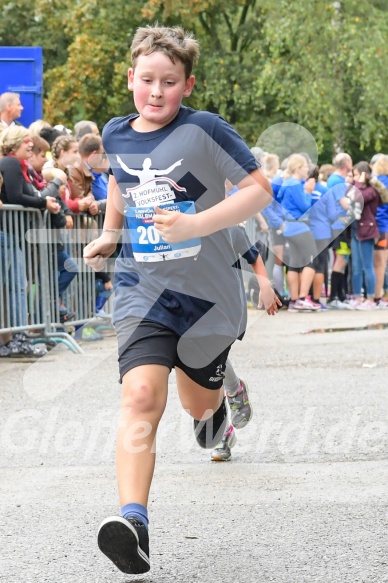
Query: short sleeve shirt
102 106 259 339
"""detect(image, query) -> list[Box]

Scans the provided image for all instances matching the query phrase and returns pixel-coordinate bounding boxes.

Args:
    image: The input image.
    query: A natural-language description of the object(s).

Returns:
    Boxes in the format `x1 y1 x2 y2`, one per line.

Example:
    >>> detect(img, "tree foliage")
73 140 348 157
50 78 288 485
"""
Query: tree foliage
1 0 388 161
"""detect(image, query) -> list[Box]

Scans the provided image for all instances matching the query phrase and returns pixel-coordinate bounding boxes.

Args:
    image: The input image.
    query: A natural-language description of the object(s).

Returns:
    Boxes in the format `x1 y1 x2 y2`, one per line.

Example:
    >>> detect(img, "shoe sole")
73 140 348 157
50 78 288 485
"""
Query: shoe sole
210 431 237 461
98 516 150 574
211 451 232 461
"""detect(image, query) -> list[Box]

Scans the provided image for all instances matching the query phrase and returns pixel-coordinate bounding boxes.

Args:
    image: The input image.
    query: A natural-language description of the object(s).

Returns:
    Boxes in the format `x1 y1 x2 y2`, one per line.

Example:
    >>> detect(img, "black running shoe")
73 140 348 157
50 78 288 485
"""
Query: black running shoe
193 397 228 449
97 516 150 574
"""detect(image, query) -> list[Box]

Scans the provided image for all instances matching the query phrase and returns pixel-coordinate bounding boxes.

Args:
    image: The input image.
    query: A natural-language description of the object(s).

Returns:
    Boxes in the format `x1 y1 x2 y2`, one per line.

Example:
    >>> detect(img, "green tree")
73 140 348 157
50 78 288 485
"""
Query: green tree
2 0 388 160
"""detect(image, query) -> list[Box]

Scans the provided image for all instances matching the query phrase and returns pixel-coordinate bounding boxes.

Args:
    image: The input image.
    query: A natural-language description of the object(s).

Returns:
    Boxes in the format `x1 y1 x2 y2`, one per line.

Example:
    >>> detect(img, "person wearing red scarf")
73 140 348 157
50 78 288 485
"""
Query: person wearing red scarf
0 125 64 210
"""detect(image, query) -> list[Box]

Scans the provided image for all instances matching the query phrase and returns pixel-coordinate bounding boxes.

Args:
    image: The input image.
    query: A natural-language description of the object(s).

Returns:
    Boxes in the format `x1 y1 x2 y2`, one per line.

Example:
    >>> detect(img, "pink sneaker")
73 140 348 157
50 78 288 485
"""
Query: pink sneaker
306 296 323 310
295 298 321 311
294 298 321 311
356 300 376 310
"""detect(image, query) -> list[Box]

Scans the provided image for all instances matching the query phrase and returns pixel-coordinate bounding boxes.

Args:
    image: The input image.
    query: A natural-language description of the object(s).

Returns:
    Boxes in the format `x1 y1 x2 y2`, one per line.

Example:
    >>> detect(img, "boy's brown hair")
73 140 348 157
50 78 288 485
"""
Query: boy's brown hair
131 24 199 79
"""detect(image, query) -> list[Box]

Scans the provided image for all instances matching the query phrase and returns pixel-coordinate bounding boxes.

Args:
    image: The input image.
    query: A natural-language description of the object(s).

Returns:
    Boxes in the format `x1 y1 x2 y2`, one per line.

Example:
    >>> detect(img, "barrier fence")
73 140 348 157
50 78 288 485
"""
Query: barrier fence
1 206 309 354
0 205 113 353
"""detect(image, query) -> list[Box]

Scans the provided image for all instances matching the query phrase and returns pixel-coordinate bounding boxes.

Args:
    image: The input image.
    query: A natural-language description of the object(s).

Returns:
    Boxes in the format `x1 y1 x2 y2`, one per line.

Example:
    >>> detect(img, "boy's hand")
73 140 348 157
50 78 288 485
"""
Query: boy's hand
83 233 117 271
153 206 196 242
258 284 282 315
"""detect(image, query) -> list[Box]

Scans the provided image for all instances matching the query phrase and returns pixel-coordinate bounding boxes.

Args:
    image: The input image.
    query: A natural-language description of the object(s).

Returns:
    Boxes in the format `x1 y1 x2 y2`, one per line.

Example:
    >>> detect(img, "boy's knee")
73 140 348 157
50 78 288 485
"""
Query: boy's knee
121 382 160 414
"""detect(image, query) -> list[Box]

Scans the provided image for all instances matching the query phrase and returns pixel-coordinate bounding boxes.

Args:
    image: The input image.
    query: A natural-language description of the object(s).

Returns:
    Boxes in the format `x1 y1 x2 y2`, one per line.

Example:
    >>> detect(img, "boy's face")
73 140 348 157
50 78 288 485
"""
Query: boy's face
30 149 48 172
128 52 195 131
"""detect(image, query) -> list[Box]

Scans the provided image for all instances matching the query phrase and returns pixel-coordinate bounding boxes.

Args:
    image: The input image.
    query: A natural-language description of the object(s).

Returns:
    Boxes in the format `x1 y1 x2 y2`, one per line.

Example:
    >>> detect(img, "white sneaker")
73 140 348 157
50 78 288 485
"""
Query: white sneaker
327 299 348 309
340 299 358 310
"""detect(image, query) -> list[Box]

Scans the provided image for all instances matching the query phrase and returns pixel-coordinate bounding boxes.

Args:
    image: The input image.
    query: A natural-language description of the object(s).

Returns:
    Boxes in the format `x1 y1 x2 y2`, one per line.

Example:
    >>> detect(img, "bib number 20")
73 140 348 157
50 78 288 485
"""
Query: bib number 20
137 225 160 245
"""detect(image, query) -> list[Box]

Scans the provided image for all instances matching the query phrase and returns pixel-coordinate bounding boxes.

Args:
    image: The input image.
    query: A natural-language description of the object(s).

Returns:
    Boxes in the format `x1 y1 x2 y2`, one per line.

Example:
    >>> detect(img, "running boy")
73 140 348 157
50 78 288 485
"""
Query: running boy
83 24 272 575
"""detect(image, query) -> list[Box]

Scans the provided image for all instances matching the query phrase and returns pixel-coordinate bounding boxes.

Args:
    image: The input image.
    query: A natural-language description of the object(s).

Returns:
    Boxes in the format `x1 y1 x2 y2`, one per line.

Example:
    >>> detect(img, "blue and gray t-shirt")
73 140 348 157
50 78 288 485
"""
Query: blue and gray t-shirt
102 106 260 340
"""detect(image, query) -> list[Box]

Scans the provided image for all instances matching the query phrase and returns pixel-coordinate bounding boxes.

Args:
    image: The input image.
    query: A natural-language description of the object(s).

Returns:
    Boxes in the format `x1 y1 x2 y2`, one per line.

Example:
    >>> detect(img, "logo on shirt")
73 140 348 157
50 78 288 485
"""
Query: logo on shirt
116 155 186 207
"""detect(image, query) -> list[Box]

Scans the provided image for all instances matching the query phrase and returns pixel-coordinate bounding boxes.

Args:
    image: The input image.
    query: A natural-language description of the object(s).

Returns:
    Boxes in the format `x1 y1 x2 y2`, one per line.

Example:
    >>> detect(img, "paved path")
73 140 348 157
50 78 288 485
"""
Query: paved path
1 308 387 582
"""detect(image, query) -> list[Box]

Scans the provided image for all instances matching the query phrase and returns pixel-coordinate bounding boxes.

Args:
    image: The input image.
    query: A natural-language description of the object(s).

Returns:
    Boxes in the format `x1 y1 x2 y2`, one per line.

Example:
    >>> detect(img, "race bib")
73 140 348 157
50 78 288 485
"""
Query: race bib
125 201 201 262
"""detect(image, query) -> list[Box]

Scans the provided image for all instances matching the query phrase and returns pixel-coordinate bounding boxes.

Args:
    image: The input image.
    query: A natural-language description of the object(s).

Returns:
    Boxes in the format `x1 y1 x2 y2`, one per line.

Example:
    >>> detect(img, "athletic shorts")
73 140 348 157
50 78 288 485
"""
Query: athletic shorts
285 230 317 271
374 232 388 251
115 318 233 390
312 238 331 274
331 228 351 255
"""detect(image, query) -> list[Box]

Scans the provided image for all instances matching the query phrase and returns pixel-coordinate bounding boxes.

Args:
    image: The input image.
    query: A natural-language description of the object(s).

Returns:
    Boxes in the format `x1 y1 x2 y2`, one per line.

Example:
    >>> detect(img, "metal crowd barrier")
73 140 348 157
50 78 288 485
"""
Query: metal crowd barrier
0 205 113 354
0 205 47 334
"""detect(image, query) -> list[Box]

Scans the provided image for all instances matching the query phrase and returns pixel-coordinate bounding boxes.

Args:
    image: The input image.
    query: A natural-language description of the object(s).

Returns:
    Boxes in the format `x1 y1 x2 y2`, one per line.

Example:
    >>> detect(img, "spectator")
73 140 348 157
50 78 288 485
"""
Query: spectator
74 120 100 141
262 154 280 180
250 146 267 166
0 92 23 128
53 124 72 135
0 122 62 328
95 271 113 316
277 154 320 311
69 133 106 215
327 153 353 188
261 154 285 297
318 163 334 187
0 126 62 213
29 119 51 137
39 126 63 148
0 128 59 356
326 153 353 307
349 162 380 310
370 153 384 175
45 135 93 214
29 135 79 321
306 165 337 307
371 155 388 307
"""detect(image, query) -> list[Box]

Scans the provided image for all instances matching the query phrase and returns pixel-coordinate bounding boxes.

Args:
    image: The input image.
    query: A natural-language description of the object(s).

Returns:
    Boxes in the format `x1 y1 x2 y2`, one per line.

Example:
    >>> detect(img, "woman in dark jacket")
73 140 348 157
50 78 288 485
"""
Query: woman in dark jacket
0 125 62 332
0 125 63 211
350 161 380 310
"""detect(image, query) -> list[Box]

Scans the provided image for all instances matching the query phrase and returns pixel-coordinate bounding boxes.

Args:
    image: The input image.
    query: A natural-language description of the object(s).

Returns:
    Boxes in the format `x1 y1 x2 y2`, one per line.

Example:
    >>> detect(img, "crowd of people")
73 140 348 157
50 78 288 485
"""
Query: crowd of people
1 89 388 361
0 92 112 355
251 149 388 312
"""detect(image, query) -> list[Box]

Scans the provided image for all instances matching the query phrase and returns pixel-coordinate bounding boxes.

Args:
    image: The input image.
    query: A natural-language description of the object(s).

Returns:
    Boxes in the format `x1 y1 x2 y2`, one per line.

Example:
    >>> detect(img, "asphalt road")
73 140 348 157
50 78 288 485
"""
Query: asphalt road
1 307 387 582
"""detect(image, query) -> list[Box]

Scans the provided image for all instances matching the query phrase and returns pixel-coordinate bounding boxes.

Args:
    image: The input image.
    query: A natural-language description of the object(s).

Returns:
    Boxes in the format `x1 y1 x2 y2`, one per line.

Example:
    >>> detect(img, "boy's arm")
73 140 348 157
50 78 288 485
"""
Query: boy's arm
154 168 272 242
251 254 282 315
103 174 124 230
83 174 124 270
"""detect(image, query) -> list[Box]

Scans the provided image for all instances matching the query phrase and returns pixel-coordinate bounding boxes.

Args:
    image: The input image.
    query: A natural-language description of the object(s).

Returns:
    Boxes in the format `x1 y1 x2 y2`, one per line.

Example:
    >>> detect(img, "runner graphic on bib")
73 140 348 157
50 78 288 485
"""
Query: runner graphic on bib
117 156 201 262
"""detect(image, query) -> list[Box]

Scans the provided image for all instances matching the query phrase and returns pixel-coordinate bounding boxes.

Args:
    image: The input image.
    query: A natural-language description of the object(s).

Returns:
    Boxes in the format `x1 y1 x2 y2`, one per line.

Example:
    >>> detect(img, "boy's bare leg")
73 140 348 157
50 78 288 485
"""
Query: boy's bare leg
175 367 224 420
117 364 169 506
